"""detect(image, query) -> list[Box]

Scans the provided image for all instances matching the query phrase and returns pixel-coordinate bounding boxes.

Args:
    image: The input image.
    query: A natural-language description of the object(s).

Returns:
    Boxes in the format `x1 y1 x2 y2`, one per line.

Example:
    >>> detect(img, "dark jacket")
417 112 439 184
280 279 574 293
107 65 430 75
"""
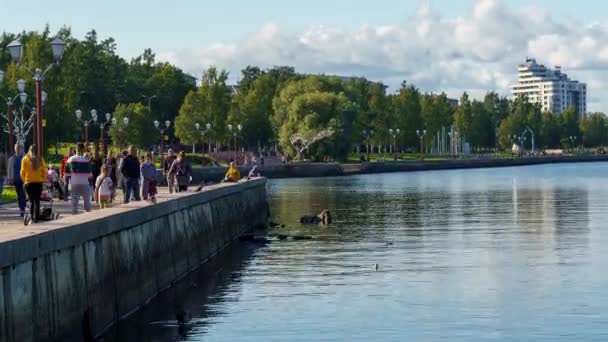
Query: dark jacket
168 158 192 186
121 155 140 179
163 155 177 174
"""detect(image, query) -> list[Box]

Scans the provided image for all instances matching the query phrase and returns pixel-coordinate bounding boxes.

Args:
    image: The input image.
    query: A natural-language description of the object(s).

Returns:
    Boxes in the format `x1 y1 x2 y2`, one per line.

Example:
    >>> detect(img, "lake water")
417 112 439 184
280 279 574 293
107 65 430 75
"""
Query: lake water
106 162 608 341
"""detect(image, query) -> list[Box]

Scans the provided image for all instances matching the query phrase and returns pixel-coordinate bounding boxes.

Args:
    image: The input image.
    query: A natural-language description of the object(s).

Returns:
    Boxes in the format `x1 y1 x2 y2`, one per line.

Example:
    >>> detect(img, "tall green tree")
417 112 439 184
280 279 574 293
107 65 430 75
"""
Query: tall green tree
580 113 607 147
174 67 231 146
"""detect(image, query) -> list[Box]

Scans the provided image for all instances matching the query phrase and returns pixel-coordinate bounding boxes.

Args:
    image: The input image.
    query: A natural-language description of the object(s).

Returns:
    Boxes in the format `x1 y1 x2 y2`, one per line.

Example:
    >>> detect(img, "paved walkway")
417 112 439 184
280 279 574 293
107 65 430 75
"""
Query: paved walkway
0 186 196 242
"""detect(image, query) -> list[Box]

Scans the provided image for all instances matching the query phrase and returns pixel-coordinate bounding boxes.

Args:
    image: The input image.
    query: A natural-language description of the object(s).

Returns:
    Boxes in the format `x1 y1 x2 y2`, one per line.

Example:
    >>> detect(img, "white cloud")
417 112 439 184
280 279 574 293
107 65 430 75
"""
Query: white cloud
158 0 608 112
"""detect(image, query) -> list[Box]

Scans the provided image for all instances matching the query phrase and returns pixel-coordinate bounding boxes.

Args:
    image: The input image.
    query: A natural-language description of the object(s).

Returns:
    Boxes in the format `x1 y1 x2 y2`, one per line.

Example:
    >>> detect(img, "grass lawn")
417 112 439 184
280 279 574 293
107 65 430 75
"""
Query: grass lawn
2 187 17 203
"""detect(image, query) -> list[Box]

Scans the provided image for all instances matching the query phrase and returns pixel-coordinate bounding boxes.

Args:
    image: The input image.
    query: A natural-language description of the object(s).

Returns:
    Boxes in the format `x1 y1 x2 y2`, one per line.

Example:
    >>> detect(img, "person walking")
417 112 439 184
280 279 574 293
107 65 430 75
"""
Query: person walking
0 152 6 203
163 149 177 193
89 146 103 201
168 152 192 192
121 145 141 203
140 152 157 202
60 147 75 199
47 164 65 200
94 166 114 209
65 143 93 214
7 144 26 216
20 145 47 224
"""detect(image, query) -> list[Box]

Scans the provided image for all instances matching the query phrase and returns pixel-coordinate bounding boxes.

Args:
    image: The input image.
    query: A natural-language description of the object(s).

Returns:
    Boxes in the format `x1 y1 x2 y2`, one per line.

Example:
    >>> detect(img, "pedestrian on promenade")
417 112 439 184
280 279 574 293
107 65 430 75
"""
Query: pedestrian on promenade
105 151 117 200
95 165 114 209
60 147 75 199
65 143 93 214
0 152 6 203
163 149 177 193
121 145 141 203
90 146 103 201
7 144 26 216
168 152 192 192
223 162 240 183
20 145 47 223
47 164 65 200
140 152 157 202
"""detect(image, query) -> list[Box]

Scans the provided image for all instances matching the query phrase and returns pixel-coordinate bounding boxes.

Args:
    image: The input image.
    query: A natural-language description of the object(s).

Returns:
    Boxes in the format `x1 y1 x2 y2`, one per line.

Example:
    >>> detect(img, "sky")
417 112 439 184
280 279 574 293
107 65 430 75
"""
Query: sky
2 0 608 111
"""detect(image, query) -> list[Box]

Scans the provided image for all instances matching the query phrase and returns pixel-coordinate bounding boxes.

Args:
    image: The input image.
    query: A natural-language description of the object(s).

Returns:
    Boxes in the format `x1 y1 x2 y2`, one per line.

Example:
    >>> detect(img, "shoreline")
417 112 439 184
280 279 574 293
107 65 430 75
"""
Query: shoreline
191 155 608 182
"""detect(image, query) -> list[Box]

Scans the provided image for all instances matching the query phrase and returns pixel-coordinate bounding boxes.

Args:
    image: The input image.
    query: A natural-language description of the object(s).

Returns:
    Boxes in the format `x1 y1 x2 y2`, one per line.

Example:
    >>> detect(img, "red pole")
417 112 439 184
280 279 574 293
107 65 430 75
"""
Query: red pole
7 101 13 151
35 77 43 158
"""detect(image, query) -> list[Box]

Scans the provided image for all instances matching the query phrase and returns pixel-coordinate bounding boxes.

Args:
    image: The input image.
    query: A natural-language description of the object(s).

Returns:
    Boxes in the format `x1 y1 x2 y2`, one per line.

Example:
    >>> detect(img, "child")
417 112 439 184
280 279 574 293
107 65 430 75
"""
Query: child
95 166 114 209
140 152 158 202
47 164 65 200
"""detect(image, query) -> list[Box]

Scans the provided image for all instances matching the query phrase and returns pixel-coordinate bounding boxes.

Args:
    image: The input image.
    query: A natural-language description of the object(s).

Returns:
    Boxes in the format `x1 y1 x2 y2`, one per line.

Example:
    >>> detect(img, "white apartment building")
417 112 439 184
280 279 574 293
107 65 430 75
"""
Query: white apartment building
512 58 587 116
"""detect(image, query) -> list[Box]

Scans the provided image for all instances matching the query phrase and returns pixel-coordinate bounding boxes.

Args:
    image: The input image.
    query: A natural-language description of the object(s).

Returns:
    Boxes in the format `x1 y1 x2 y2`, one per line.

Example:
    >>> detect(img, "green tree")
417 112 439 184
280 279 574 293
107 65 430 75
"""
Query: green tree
174 67 231 146
454 92 472 144
391 82 422 148
539 112 562 149
108 102 152 147
580 113 607 147
562 106 581 144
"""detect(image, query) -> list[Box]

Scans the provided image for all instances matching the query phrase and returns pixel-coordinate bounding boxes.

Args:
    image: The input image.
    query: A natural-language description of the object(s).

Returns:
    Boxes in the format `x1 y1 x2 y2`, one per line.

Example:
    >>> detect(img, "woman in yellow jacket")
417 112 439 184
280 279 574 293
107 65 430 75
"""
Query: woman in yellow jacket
20 145 47 223
223 162 240 183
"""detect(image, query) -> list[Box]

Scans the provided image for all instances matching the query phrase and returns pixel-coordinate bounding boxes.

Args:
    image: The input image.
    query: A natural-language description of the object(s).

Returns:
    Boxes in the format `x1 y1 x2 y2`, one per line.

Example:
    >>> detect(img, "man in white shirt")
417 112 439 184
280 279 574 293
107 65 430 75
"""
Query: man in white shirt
64 143 92 214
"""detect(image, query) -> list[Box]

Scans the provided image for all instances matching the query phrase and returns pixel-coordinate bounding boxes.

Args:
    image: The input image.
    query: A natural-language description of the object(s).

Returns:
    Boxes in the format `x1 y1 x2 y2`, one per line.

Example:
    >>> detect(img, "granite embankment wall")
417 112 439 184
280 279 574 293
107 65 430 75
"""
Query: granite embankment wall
0 179 269 342
191 155 608 182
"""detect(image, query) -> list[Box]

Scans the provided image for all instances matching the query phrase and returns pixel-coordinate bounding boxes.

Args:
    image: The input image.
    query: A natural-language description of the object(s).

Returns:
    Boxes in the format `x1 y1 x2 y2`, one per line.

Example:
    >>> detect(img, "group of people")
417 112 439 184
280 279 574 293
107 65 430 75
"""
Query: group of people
0 142 261 224
0 143 196 224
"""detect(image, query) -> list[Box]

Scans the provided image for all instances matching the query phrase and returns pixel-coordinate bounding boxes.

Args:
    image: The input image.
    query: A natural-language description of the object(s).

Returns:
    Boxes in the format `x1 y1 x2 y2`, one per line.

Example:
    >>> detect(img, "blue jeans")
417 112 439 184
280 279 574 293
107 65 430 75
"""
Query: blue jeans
123 177 141 203
13 180 26 212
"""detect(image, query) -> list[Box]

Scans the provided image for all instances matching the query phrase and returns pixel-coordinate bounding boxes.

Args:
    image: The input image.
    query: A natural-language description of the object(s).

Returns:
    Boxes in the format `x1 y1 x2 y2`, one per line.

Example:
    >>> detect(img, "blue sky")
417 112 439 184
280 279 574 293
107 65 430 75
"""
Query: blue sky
2 0 608 111
0 0 600 58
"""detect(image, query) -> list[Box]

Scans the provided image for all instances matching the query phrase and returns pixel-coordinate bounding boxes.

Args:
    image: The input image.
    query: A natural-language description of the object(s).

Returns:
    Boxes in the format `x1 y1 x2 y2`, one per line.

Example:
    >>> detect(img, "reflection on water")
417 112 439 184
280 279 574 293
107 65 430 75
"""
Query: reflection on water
109 163 608 341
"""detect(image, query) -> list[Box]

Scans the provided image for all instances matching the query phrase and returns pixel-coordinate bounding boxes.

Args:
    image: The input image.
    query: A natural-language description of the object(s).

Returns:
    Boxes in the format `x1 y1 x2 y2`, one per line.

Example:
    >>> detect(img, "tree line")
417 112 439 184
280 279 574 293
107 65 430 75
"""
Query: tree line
1 28 606 160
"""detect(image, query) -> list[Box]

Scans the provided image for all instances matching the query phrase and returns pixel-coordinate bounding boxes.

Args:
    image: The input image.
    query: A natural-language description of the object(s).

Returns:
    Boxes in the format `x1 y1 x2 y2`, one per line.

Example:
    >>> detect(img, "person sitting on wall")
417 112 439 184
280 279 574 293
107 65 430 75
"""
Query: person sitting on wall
223 162 240 183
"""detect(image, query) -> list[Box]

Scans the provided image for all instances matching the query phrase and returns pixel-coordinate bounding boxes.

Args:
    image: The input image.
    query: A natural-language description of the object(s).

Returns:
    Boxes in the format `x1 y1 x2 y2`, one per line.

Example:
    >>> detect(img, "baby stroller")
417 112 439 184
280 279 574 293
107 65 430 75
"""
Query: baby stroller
24 181 60 226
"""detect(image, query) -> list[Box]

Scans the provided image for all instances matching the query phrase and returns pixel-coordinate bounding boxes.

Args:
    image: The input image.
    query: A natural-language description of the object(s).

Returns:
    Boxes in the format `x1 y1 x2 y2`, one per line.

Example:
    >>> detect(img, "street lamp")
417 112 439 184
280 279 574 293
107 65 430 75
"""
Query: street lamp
95 112 112 155
111 117 129 149
142 94 157 114
75 109 98 145
0 77 28 150
362 128 374 161
7 37 65 157
195 122 212 155
518 135 527 157
154 119 171 154
389 128 400 158
569 136 577 154
416 129 427 160
228 123 242 163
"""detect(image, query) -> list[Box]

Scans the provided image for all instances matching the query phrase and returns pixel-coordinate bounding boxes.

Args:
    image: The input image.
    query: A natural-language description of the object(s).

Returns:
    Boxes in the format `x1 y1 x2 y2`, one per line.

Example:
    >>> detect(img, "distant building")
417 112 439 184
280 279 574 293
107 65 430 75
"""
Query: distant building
512 58 587 116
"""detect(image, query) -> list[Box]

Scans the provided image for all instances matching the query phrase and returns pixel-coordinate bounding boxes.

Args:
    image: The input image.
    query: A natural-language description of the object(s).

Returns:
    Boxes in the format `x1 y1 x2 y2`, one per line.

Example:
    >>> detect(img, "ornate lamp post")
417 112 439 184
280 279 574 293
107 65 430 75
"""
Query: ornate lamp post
389 128 400 158
569 135 577 154
228 123 242 163
0 76 28 149
95 112 112 155
154 120 171 155
75 109 98 145
111 117 129 149
195 122 212 155
416 129 427 160
7 37 65 157
362 128 374 161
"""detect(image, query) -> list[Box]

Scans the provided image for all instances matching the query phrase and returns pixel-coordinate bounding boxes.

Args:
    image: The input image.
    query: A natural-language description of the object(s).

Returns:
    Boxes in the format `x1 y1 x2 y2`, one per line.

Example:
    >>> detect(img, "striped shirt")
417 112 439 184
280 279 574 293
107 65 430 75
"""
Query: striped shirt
65 155 92 185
